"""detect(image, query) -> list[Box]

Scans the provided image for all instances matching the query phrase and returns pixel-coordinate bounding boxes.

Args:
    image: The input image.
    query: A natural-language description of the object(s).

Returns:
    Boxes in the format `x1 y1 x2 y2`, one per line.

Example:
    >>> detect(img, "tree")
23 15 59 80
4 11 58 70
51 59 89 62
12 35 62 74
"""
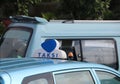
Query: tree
0 0 17 18
0 0 119 20
110 0 120 20
56 0 111 20
17 0 42 15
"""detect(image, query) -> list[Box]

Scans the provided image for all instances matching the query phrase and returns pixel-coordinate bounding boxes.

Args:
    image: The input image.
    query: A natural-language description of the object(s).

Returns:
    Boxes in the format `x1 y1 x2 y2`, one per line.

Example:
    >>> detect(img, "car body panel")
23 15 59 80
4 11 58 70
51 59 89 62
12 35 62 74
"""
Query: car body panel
0 58 120 84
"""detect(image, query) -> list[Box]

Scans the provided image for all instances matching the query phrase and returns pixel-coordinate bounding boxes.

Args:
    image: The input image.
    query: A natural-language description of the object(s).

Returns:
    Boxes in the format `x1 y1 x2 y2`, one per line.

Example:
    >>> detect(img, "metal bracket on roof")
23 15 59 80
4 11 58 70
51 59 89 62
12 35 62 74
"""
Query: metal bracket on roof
9 15 48 24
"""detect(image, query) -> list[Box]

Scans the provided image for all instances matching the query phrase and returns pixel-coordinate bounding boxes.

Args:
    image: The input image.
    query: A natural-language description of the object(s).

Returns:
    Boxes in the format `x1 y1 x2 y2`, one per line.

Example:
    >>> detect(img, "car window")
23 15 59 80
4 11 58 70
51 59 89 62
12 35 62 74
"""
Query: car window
55 71 94 84
22 73 54 84
96 71 120 84
81 40 117 69
57 39 118 69
28 78 48 84
0 27 32 58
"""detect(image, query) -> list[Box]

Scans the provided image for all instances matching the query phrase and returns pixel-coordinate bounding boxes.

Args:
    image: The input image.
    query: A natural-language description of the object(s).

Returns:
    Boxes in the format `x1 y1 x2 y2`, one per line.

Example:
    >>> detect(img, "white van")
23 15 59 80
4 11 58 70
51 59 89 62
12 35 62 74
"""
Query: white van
0 15 120 71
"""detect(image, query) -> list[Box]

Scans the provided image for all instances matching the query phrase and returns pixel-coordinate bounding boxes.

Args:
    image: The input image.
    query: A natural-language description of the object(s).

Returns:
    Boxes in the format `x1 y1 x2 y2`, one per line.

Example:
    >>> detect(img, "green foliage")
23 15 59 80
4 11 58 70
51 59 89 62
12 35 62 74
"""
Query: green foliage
57 0 111 20
17 0 42 15
42 12 56 21
94 0 111 19
17 1 28 15
0 0 119 20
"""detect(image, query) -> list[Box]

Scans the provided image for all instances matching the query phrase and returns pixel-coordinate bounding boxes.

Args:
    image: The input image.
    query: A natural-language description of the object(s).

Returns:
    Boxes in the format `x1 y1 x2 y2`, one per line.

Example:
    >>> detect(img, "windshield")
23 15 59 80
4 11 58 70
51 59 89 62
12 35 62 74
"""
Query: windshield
0 27 32 58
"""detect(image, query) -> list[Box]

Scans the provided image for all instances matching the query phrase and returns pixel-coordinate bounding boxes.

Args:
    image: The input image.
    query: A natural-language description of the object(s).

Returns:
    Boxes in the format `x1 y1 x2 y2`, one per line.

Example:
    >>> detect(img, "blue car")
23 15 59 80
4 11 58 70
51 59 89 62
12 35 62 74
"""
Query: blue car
0 58 120 84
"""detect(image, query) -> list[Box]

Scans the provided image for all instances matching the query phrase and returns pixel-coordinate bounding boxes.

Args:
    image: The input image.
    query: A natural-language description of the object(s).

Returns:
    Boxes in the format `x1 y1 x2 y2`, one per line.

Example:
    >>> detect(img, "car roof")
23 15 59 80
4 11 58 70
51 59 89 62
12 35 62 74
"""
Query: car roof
0 58 115 72
8 20 120 37
1 58 120 82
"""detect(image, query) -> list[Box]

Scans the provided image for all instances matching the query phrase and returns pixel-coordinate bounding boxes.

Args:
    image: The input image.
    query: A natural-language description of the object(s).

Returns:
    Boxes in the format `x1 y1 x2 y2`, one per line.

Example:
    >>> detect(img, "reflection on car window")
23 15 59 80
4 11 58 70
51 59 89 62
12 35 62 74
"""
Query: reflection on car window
55 71 94 84
0 28 32 58
96 71 120 84
81 40 117 69
57 39 118 69
28 78 48 84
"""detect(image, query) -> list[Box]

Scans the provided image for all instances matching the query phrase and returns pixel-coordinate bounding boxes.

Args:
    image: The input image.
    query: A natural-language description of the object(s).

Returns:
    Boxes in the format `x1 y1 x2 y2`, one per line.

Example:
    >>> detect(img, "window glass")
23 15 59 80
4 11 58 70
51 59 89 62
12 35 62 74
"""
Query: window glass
55 71 94 84
58 39 78 60
96 71 120 84
28 78 48 84
0 28 32 58
57 39 118 69
81 40 117 69
22 73 53 84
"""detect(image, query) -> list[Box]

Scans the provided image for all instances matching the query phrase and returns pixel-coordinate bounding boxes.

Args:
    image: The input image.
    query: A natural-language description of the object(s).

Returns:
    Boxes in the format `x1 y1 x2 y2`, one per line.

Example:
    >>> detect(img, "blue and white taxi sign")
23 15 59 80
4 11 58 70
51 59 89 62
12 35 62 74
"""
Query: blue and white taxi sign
33 39 67 59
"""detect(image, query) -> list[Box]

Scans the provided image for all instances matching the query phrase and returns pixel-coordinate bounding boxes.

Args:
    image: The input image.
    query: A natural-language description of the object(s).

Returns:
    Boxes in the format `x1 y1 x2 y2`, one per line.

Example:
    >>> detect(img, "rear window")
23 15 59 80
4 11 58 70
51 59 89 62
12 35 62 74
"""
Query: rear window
0 27 32 58
57 39 118 69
